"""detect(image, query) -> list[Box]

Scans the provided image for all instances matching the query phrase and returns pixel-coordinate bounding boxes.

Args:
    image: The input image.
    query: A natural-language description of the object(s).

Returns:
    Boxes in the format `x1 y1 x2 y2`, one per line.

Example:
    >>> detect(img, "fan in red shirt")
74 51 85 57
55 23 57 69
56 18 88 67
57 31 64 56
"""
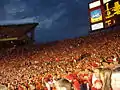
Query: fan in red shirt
65 71 80 90
73 79 80 90
72 72 80 90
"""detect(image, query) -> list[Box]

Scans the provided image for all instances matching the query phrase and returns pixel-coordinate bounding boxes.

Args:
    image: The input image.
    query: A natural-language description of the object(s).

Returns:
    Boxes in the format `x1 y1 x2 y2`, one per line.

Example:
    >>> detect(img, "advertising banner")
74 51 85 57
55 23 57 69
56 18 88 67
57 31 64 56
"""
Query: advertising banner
89 0 101 9
91 22 104 30
103 0 111 4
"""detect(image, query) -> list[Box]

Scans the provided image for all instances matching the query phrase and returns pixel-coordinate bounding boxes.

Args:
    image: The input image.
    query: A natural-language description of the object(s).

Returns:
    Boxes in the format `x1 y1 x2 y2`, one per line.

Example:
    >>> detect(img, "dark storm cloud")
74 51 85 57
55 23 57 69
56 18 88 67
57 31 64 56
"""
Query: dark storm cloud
0 0 91 43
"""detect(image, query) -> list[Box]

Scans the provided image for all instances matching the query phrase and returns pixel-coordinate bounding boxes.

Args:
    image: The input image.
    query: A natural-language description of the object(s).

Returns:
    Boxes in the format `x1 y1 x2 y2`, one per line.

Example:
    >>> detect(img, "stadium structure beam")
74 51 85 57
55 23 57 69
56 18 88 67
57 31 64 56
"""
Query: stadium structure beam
30 29 35 42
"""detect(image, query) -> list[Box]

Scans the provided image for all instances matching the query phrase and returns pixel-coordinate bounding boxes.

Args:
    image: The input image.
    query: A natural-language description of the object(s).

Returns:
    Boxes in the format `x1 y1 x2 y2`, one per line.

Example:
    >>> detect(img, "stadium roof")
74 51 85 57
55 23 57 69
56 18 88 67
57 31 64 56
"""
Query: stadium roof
0 18 37 25
0 19 38 38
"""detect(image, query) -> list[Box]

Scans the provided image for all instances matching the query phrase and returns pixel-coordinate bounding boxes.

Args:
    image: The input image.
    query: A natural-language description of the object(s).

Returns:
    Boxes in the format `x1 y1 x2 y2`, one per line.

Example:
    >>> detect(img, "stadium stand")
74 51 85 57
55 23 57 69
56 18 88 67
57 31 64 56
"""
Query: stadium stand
0 21 120 89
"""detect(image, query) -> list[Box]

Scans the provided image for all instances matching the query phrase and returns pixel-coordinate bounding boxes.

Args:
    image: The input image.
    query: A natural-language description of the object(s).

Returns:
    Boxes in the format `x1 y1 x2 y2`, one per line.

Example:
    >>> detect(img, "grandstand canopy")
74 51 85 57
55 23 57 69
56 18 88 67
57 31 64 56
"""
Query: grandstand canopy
0 19 38 40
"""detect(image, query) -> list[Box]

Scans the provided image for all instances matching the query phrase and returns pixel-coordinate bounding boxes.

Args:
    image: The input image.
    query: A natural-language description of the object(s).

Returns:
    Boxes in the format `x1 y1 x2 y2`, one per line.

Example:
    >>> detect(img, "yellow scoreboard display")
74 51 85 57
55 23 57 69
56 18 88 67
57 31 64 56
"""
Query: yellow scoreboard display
90 8 103 23
104 0 120 19
104 17 116 28
103 0 120 28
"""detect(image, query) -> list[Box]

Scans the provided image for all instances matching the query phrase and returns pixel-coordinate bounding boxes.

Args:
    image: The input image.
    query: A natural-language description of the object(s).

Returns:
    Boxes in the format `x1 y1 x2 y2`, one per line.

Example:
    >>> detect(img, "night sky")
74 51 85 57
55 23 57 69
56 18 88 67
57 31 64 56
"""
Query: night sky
0 0 91 43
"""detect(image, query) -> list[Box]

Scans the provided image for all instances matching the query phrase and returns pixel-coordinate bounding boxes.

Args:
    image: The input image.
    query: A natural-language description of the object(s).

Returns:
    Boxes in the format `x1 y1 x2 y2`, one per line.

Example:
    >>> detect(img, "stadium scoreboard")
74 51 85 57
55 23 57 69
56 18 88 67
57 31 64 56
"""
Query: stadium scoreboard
88 0 120 31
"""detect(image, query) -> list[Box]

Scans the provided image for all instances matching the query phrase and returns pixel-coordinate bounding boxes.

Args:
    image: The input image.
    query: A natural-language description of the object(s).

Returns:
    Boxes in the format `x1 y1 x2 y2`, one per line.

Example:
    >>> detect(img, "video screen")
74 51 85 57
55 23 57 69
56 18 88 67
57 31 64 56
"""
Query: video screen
90 8 103 23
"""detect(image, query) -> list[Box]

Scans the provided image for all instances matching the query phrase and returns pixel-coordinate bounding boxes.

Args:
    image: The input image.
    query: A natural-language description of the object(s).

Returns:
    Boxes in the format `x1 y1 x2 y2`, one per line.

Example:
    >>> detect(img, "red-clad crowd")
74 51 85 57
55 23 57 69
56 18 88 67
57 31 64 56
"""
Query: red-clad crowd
0 29 120 90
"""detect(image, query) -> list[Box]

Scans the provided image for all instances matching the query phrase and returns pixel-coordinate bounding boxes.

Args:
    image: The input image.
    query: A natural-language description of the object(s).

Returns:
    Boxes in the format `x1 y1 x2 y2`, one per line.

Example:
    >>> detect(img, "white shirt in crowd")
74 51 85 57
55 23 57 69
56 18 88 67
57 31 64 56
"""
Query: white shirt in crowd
111 72 120 90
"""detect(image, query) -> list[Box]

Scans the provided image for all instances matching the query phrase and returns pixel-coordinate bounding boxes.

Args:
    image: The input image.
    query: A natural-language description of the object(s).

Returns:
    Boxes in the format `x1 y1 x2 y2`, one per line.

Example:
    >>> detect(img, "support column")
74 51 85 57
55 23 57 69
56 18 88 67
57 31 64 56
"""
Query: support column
31 29 35 42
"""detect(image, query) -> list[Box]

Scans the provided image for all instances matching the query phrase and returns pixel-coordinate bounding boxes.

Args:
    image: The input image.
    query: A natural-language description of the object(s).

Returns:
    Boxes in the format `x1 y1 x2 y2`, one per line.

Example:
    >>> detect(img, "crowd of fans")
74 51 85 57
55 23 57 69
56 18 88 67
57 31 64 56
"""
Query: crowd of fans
0 28 120 90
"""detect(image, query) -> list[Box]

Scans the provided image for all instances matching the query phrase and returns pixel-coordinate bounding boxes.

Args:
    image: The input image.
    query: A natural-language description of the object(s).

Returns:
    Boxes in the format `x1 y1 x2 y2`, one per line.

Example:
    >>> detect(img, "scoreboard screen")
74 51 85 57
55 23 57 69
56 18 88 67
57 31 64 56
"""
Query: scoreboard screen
104 0 120 27
90 8 103 23
88 0 120 31
104 0 116 19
